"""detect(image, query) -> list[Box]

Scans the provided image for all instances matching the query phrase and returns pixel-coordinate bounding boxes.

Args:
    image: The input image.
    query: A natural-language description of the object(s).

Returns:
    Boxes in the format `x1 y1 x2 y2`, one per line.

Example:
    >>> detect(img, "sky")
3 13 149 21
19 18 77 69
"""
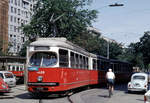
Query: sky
89 0 150 46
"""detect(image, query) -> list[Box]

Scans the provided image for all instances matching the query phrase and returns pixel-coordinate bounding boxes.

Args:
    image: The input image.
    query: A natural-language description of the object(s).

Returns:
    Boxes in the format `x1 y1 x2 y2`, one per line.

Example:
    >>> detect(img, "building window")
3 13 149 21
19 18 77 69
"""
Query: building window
10 25 13 31
14 8 17 14
14 17 16 23
14 26 17 32
17 46 20 52
11 7 13 13
15 0 17 5
17 18 20 24
10 16 13 22
18 28 20 33
11 0 13 3
18 9 20 15
18 0 20 6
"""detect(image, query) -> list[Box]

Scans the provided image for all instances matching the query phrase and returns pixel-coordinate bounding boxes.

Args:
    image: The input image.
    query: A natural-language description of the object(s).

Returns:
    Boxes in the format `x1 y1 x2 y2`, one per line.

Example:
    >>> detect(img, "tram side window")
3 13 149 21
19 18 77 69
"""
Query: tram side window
12 66 15 71
101 61 106 70
20 66 23 71
59 49 69 67
101 61 109 71
86 57 89 69
93 59 97 70
75 54 79 68
70 52 75 68
16 66 19 71
114 64 118 72
8 65 11 71
110 64 114 71
83 56 86 69
97 60 101 70
101 61 104 70
79 55 83 69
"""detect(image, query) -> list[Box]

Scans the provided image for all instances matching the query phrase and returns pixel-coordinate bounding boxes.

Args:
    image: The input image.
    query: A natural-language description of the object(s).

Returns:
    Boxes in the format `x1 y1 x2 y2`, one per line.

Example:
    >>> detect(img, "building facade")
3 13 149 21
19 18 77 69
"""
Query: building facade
8 0 34 55
0 0 9 54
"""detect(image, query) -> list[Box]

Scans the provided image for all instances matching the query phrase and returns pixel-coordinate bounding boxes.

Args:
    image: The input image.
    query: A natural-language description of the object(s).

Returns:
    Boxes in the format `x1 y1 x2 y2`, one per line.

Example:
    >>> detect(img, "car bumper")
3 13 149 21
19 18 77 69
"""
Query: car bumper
0 88 10 93
128 87 147 92
8 83 16 88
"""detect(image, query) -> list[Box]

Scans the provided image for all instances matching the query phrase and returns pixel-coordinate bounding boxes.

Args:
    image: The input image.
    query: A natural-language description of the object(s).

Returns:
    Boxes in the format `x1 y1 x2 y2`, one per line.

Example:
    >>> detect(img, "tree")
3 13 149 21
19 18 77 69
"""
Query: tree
22 0 98 41
138 31 150 70
72 32 103 55
109 42 123 59
118 31 150 70
20 0 98 56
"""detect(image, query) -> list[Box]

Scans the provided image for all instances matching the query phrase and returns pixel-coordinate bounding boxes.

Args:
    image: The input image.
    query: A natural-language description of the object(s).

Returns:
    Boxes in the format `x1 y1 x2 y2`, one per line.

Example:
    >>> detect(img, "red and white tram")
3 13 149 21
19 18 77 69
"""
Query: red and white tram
26 38 132 95
7 63 24 77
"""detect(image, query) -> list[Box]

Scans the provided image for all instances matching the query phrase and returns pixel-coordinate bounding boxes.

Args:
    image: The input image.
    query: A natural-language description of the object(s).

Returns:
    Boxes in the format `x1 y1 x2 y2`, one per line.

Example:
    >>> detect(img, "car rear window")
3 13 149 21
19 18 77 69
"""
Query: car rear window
4 73 14 78
133 76 145 80
0 73 4 79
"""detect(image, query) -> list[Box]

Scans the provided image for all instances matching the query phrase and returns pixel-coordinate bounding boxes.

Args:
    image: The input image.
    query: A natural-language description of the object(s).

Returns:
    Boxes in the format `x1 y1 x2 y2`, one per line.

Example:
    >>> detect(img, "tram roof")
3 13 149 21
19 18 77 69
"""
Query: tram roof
110 59 131 64
30 38 93 56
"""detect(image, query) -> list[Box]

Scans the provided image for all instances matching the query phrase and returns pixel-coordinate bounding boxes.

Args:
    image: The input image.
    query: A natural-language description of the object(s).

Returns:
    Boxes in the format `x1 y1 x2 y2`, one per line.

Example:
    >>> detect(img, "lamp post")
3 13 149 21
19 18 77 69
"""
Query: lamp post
107 41 109 59
105 3 124 59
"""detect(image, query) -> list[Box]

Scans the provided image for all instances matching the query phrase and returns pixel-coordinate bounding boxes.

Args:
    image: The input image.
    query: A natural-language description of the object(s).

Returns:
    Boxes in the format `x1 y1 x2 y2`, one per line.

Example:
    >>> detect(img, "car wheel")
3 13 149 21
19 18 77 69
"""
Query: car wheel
128 90 131 93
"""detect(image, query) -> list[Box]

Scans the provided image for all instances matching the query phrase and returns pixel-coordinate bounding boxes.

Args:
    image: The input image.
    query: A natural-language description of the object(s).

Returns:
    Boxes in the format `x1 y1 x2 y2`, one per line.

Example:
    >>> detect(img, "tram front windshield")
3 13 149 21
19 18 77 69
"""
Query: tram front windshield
30 52 57 67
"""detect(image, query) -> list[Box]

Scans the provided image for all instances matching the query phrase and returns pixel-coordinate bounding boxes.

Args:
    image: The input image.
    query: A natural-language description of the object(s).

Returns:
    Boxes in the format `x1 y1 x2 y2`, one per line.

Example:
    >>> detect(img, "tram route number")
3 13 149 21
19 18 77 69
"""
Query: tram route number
37 71 45 74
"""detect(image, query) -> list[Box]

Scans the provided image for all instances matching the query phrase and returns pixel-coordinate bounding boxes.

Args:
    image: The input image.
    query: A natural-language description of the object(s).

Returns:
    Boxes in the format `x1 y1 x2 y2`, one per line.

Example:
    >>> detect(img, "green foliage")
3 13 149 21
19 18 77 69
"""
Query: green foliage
20 0 98 56
72 32 123 58
118 31 150 70
72 32 102 55
22 0 98 41
19 40 31 57
109 42 123 59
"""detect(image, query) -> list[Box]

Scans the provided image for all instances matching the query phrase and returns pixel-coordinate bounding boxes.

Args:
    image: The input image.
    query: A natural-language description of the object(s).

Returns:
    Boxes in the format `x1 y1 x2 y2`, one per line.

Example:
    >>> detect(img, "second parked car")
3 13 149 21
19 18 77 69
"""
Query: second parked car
0 71 16 87
0 77 9 93
128 72 149 92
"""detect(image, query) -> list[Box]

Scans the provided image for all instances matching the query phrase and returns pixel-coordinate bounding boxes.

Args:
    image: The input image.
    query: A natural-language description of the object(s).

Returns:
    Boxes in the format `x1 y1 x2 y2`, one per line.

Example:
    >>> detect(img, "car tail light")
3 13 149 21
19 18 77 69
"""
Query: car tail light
128 84 131 87
144 95 147 102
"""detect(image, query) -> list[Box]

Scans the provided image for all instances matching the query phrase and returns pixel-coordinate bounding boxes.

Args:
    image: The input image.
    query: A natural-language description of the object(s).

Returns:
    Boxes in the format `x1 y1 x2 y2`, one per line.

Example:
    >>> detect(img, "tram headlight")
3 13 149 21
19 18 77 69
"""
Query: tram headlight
37 76 43 82
2 84 6 88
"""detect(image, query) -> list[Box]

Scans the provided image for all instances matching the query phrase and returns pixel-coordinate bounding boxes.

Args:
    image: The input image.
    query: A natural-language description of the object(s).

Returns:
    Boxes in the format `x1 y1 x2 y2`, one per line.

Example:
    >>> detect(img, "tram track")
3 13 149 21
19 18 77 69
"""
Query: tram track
67 95 74 103
38 95 74 103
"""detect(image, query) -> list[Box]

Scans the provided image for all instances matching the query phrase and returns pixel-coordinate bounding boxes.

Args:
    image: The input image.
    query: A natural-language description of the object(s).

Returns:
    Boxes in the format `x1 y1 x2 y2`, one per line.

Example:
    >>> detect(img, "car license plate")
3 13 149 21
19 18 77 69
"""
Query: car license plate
37 87 44 91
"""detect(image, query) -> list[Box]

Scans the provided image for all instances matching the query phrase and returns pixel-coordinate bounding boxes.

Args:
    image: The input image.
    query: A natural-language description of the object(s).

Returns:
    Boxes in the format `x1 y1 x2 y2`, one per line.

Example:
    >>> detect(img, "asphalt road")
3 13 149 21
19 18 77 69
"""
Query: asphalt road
0 84 145 103
79 84 144 103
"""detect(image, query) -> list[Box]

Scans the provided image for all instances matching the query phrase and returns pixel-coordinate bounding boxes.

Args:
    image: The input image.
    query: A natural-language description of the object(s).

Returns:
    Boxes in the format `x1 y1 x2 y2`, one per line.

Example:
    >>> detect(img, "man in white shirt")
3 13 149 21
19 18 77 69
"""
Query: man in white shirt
106 68 115 96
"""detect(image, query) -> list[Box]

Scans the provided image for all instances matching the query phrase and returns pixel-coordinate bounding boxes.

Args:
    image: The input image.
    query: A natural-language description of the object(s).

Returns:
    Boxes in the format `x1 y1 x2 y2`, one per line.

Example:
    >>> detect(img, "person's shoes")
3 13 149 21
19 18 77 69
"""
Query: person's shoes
111 92 113 95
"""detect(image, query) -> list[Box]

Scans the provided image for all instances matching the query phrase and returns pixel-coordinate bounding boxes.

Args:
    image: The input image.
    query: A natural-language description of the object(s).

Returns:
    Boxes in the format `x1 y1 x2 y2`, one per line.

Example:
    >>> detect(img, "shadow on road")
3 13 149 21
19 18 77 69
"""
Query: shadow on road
98 94 109 98
15 92 32 99
15 92 68 100
114 83 128 92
